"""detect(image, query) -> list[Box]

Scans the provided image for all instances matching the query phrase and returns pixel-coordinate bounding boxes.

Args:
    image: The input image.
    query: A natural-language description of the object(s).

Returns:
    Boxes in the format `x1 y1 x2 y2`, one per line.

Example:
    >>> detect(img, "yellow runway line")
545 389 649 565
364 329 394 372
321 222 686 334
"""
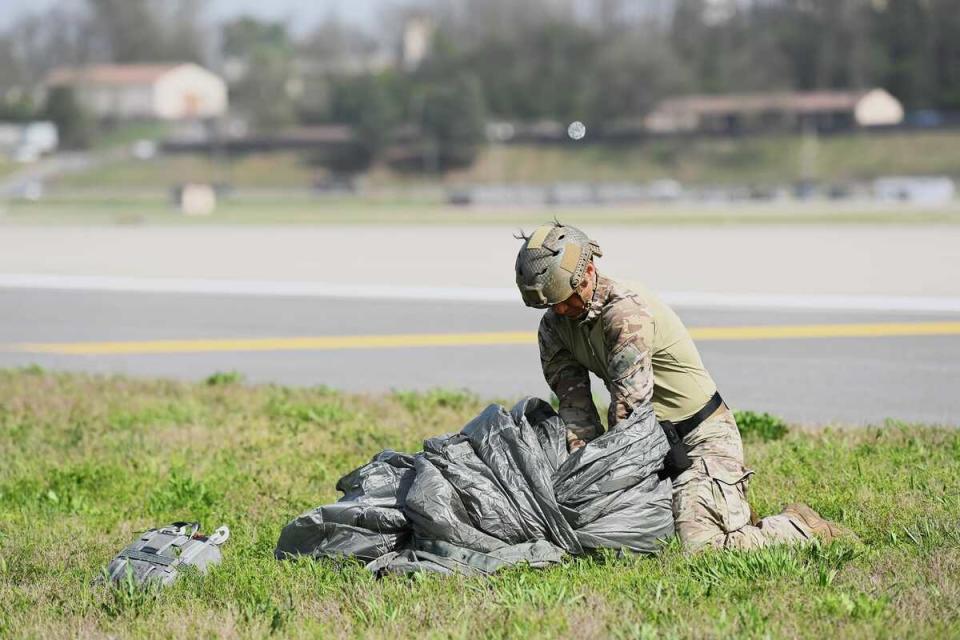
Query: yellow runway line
689 321 960 341
8 322 960 355
13 332 538 355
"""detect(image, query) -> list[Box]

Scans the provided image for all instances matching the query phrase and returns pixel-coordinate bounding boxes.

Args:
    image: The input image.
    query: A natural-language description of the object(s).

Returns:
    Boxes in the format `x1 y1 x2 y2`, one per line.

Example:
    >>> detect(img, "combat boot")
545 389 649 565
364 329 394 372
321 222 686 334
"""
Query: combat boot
783 503 858 543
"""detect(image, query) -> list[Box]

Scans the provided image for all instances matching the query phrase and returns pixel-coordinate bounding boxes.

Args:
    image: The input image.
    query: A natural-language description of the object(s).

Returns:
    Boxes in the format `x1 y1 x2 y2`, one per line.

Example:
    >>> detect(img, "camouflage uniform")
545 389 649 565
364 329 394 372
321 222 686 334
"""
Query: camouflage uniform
539 274 813 551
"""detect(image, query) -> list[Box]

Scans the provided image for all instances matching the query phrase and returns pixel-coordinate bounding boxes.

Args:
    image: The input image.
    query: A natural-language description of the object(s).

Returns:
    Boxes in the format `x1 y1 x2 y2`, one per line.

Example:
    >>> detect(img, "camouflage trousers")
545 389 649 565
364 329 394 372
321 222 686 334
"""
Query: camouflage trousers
671 405 813 552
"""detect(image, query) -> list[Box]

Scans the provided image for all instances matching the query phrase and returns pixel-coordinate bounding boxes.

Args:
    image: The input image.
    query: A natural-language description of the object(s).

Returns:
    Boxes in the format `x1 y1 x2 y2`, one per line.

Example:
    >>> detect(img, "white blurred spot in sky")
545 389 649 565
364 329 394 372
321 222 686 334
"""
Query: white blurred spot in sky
567 121 586 140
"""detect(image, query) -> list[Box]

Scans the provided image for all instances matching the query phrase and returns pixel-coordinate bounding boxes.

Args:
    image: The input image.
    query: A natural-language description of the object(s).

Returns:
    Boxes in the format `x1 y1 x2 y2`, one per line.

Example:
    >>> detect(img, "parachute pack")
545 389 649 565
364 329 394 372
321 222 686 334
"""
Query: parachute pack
104 522 230 587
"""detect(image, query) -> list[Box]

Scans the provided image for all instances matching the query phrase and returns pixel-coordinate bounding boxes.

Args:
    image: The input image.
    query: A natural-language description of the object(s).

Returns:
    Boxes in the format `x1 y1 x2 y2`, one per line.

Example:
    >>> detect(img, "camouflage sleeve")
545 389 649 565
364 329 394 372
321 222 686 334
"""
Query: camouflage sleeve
601 294 655 428
538 316 603 444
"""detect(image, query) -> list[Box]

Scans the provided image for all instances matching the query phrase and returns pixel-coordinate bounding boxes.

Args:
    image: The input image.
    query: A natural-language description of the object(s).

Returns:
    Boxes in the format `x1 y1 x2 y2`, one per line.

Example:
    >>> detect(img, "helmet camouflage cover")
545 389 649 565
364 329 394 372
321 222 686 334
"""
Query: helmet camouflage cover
515 222 602 308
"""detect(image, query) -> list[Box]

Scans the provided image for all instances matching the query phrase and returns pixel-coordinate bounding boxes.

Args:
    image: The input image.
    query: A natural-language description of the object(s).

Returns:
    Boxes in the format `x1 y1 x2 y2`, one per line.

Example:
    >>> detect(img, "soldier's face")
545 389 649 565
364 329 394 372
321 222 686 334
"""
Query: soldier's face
551 262 596 318
552 292 587 318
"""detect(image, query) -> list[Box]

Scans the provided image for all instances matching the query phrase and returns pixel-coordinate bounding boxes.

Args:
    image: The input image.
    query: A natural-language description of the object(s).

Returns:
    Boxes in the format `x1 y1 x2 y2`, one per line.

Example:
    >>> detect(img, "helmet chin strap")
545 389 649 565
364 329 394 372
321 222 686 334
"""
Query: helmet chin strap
576 269 602 322
563 270 597 320
576 266 598 301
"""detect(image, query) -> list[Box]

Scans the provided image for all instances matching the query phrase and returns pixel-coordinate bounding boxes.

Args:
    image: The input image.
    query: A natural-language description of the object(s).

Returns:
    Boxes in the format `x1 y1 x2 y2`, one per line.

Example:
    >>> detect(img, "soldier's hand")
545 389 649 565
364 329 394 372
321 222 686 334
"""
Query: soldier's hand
568 438 586 452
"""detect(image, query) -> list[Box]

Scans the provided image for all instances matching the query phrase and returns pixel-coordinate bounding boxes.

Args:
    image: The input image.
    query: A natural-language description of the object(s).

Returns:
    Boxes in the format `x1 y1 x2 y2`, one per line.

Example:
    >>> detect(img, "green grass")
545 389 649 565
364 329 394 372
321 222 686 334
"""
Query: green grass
734 410 790 442
4 195 960 227
46 130 960 191
42 130 960 195
453 132 960 185
204 371 246 387
1 369 958 638
6 129 960 227
55 151 318 190
93 122 172 151
0 157 17 181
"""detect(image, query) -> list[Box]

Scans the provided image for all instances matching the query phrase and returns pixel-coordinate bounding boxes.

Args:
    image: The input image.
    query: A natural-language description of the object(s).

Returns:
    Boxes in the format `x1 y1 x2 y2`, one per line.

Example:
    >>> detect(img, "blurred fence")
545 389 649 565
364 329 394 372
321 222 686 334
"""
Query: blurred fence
447 177 956 207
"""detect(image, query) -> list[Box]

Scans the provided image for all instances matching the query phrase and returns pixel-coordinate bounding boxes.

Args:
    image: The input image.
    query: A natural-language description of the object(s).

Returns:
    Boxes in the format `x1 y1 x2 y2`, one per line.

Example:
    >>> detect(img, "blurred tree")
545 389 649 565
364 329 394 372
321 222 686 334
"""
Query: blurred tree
221 17 297 130
222 17 289 59
296 17 383 75
43 86 92 149
671 0 790 94
416 73 486 170
306 73 405 173
161 0 211 64
0 92 36 123
0 36 21 92
329 74 402 152
296 17 388 124
2 0 958 130
584 27 693 125
85 0 207 64
750 0 873 91
871 0 960 109
929 0 960 110
86 0 164 62
0 7 102 92
439 19 596 121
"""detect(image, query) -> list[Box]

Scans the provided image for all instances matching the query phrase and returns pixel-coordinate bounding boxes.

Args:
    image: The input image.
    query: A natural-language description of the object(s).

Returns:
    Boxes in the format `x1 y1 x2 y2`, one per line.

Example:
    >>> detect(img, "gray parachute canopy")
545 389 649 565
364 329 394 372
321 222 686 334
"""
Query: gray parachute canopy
275 397 674 576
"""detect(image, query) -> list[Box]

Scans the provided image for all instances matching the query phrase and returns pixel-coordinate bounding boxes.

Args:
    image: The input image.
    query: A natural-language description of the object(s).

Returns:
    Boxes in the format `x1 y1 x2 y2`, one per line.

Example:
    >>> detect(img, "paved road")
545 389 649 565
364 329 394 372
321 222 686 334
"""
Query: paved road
2 224 959 296
1 224 958 426
1 287 958 427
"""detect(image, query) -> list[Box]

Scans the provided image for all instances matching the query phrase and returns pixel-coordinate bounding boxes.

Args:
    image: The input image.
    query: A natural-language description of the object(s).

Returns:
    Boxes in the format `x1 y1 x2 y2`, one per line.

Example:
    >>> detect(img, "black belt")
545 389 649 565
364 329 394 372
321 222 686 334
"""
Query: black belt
657 391 724 480
670 391 725 439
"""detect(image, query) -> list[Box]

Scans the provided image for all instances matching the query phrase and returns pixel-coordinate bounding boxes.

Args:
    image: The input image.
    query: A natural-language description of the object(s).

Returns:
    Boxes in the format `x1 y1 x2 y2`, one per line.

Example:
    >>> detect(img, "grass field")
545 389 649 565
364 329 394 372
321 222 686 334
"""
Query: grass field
1 369 958 638
0 158 18 181
55 152 317 191
46 130 960 194
4 129 956 227
4 195 960 227
453 131 960 186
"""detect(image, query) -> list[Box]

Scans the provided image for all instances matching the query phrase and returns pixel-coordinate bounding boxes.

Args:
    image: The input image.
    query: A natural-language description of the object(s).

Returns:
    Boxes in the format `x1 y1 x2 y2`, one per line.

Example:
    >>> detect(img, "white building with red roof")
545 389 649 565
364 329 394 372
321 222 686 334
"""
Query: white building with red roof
645 89 904 134
45 63 227 121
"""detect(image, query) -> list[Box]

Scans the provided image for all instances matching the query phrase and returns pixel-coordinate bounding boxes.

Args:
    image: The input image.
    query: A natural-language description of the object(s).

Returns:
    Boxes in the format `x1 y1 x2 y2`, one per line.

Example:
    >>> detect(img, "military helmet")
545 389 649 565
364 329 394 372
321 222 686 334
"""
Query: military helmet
515 222 602 308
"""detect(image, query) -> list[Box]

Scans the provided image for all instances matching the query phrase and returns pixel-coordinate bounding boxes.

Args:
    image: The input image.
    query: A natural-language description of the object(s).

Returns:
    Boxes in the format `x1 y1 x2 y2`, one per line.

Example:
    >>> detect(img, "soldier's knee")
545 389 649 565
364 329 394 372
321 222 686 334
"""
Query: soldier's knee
676 523 725 553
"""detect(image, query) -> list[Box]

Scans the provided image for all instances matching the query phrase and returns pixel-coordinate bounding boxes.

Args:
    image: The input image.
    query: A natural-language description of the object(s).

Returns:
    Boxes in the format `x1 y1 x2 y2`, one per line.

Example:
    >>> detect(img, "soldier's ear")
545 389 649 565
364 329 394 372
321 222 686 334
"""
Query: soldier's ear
582 261 596 283
578 266 593 291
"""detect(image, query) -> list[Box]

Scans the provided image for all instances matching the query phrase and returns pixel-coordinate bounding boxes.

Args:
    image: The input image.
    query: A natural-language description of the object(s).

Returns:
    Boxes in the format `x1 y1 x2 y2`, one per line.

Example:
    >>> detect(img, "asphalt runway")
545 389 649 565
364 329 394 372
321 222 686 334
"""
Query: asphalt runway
2 224 959 296
2 287 959 427
2 223 959 427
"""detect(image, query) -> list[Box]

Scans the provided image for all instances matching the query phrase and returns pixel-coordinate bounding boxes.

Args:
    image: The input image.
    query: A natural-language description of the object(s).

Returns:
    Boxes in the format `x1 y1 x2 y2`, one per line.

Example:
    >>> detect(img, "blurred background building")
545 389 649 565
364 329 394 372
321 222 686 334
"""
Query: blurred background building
645 89 904 134
0 0 956 207
45 63 228 121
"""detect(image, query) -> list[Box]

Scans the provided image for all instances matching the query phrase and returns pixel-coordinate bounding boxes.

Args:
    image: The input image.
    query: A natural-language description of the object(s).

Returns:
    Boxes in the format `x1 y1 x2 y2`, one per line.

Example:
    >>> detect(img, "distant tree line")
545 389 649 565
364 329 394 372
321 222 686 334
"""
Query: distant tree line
0 0 957 163
304 0 960 169
412 0 960 120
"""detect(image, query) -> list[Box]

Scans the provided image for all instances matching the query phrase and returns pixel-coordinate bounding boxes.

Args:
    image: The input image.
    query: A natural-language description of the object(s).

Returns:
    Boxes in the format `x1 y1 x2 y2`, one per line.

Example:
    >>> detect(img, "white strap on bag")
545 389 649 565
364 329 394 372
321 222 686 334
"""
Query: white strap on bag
208 526 230 545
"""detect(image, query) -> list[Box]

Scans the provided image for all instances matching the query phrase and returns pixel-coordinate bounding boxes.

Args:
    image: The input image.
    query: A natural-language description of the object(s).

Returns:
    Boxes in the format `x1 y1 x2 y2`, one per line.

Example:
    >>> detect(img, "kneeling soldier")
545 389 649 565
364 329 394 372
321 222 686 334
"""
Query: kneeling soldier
515 222 850 551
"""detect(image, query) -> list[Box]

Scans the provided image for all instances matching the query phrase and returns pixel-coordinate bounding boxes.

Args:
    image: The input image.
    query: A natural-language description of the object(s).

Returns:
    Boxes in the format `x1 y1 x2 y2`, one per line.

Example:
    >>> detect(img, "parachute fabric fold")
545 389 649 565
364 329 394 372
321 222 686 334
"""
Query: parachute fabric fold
276 397 674 575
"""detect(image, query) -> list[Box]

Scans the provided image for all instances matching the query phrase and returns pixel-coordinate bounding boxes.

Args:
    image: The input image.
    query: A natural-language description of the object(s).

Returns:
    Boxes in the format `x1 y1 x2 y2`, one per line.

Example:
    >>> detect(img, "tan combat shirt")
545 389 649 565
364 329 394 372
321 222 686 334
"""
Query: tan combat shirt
538 274 717 444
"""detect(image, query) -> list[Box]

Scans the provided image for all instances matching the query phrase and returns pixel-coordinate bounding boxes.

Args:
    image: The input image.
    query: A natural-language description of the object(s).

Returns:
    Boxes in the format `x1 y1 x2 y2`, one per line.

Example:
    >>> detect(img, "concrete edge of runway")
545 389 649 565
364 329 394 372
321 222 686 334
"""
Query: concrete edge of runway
2 273 960 313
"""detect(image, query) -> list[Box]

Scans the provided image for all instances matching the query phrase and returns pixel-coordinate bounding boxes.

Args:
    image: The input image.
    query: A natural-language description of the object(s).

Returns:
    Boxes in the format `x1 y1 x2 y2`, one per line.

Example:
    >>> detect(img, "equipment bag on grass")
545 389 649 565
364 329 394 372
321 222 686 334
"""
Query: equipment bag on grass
105 522 230 587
